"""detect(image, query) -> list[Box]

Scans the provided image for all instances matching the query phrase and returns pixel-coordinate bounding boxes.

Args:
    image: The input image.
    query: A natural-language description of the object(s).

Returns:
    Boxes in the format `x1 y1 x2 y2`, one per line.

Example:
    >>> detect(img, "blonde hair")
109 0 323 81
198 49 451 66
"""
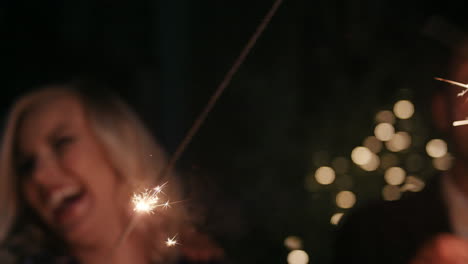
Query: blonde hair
0 84 185 259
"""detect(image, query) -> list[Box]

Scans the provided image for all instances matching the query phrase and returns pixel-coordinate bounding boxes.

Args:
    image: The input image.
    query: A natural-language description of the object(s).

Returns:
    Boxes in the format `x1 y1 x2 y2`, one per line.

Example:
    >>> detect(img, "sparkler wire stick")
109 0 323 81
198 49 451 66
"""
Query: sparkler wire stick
434 77 468 96
157 0 284 183
435 77 468 127
113 0 284 253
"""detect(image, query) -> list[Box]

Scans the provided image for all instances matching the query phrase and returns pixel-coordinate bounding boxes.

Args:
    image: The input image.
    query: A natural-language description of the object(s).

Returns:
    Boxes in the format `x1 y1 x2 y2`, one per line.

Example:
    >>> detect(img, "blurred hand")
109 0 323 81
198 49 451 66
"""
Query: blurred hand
410 234 468 264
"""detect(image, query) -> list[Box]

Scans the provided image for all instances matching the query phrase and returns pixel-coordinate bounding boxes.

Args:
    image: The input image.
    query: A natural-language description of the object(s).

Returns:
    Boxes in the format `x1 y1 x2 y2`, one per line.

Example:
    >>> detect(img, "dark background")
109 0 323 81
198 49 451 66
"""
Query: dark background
2 0 468 263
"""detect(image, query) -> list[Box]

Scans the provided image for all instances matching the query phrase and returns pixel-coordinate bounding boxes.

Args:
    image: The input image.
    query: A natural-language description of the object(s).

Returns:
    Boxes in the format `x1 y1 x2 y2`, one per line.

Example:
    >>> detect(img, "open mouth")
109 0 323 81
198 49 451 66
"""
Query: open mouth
48 186 89 228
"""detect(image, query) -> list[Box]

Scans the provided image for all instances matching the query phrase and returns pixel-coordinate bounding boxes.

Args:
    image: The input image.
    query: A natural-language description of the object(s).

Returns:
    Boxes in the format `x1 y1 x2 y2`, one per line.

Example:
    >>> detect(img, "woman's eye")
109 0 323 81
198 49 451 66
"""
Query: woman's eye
53 136 75 152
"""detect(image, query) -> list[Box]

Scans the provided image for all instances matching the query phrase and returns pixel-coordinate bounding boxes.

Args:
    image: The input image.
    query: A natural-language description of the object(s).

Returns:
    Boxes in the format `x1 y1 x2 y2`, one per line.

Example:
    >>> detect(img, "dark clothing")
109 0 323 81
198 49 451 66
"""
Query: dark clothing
333 177 452 264
1 233 223 264
0 249 223 264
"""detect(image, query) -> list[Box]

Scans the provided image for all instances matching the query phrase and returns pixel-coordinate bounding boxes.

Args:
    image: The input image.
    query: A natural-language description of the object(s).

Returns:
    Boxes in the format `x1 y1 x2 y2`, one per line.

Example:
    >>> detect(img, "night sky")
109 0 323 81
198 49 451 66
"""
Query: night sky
2 0 468 263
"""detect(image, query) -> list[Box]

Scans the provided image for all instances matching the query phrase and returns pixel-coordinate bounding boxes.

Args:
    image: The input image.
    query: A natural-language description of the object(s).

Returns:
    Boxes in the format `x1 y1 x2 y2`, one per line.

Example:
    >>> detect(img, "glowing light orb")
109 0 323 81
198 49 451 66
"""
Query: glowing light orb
330 213 344 225
382 185 401 201
287 250 309 264
433 153 454 171
360 154 380 172
386 132 411 152
384 167 406 186
336 191 356 209
315 166 335 185
401 176 425 192
426 139 447 158
363 136 383 153
351 147 372 165
284 236 303 250
374 123 395 141
375 110 395 124
393 100 414 119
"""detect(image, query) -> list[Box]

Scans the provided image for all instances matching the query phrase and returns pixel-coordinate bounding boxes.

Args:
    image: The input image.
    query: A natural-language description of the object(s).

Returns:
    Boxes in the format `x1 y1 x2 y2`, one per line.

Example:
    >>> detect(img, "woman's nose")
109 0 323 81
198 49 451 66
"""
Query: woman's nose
31 155 65 187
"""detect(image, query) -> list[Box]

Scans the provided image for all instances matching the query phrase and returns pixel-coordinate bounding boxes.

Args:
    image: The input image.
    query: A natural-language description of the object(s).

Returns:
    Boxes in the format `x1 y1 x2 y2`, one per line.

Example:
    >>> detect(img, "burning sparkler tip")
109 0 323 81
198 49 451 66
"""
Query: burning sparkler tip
453 120 468 127
165 235 178 247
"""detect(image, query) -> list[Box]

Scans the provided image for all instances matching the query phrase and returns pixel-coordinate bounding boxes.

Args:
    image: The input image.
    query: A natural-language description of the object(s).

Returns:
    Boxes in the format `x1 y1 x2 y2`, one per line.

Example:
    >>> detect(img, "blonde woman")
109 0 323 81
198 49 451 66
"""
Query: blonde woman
0 83 223 264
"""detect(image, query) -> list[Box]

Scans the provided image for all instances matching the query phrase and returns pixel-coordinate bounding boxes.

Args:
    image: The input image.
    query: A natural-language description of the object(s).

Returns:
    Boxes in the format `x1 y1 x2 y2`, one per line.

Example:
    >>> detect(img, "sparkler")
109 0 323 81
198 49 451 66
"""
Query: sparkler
132 183 169 214
165 235 179 247
114 0 284 255
434 77 468 126
434 77 468 97
112 183 173 252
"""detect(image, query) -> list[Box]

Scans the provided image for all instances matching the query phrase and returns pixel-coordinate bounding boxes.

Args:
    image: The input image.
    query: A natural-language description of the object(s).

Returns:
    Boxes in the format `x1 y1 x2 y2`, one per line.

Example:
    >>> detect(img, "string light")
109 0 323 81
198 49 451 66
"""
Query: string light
315 166 336 185
284 236 303 250
393 100 414 119
363 136 383 153
330 213 344 225
351 146 372 165
384 167 406 186
426 139 447 158
336 191 356 209
382 185 401 201
287 250 309 264
360 154 380 172
375 110 396 124
374 123 395 141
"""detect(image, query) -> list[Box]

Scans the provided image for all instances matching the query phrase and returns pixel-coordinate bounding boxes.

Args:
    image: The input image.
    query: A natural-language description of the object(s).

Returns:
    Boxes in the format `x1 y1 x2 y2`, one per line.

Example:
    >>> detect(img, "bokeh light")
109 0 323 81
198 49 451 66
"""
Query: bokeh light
375 110 396 124
360 154 380 171
426 139 447 158
336 191 356 209
382 185 401 201
384 167 406 185
330 213 344 225
401 175 425 192
351 146 372 165
284 236 303 250
363 136 383 153
393 100 414 119
374 123 395 141
331 157 349 174
314 166 336 185
287 250 309 264
385 131 411 152
433 153 454 171
380 153 399 170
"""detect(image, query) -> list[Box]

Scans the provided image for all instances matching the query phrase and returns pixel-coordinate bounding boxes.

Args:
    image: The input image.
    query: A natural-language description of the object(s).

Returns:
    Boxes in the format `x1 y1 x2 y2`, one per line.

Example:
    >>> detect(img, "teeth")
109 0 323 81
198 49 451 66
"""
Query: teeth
48 186 81 210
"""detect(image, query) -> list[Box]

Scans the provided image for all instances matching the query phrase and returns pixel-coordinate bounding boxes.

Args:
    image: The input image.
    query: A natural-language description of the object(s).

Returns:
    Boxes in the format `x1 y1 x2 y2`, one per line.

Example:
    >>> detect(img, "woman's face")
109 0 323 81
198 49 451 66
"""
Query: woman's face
17 95 125 246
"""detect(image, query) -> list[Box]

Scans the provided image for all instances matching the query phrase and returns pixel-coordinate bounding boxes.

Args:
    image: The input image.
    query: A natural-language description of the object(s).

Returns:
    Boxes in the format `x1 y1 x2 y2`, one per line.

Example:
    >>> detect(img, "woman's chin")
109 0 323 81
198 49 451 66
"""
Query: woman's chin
54 191 94 243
